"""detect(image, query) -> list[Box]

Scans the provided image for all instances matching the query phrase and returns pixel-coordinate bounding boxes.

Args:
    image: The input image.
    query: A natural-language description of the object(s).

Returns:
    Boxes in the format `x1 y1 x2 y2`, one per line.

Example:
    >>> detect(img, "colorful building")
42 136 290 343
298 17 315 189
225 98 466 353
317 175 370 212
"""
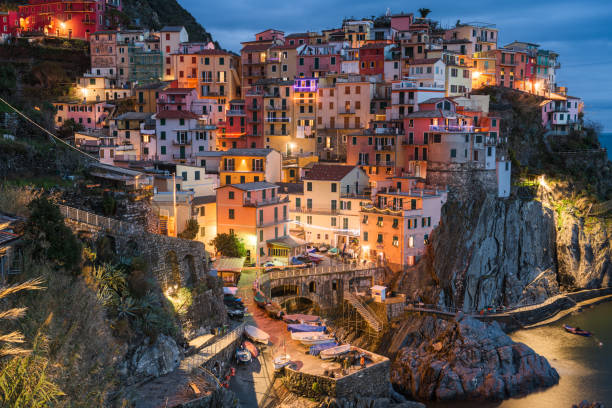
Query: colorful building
219 148 282 185
53 99 110 129
216 182 296 266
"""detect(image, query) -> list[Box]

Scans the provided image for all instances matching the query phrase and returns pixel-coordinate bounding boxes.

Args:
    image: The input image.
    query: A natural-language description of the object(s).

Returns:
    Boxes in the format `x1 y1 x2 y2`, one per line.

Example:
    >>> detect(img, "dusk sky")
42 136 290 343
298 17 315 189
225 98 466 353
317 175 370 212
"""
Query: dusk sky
179 0 612 130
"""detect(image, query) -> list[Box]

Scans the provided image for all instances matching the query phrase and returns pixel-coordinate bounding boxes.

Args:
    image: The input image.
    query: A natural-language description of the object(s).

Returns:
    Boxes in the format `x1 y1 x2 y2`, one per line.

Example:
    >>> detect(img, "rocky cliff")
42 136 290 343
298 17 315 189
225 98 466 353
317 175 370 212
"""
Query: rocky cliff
390 315 559 401
398 182 611 312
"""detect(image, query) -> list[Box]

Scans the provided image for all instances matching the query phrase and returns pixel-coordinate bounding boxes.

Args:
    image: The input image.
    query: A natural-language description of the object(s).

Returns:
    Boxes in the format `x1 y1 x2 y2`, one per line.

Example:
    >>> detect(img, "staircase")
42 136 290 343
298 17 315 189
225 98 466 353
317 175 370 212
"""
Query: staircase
343 291 383 333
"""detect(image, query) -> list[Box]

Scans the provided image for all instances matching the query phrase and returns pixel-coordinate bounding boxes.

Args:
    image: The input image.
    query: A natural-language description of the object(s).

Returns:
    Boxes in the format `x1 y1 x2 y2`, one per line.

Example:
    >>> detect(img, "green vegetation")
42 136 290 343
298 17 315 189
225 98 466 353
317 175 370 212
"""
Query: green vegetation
24 197 82 273
178 218 199 240
210 232 247 258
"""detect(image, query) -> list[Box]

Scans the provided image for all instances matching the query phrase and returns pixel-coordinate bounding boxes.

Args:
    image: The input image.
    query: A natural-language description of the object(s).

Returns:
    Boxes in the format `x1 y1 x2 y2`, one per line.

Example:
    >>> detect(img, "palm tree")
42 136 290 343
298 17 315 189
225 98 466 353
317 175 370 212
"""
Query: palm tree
418 8 432 19
0 277 45 357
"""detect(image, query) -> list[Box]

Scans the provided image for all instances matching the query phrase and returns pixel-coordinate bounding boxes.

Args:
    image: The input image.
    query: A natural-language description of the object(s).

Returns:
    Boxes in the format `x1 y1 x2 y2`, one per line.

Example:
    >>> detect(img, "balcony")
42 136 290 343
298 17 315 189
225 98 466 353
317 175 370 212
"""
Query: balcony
243 59 265 65
338 108 356 115
266 131 290 136
265 117 291 122
257 218 291 227
340 192 371 199
429 125 475 133
172 154 193 160
247 118 260 124
264 92 281 98
244 196 290 207
172 139 192 145
227 109 246 116
374 144 394 151
292 207 340 215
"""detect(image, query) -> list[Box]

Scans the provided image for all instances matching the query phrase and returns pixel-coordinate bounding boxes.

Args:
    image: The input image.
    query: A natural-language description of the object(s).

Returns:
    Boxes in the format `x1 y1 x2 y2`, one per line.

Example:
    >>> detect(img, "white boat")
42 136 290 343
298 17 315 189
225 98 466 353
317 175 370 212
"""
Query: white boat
291 331 334 345
245 325 270 344
320 344 351 360
273 354 291 369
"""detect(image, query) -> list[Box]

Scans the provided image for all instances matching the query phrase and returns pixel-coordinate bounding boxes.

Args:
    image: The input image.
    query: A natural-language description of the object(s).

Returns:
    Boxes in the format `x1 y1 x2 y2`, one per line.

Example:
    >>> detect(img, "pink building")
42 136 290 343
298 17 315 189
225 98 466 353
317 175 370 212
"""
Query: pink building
541 94 583 135
53 100 110 130
296 44 342 77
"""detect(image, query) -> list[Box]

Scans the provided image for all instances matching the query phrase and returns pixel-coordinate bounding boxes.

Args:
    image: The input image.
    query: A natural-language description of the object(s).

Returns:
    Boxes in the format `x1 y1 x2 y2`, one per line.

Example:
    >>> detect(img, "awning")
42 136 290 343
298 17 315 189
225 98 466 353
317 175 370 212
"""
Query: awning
266 235 307 249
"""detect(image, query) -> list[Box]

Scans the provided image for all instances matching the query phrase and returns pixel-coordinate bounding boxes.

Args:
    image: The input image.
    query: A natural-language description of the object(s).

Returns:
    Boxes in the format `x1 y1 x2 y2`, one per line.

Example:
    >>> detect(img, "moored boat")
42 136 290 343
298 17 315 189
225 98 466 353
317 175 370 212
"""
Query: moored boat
282 314 321 324
265 302 283 319
320 344 351 360
291 331 334 345
245 325 270 344
287 323 326 333
235 347 252 363
564 324 592 337
254 291 267 308
243 341 258 358
309 342 338 356
273 354 291 369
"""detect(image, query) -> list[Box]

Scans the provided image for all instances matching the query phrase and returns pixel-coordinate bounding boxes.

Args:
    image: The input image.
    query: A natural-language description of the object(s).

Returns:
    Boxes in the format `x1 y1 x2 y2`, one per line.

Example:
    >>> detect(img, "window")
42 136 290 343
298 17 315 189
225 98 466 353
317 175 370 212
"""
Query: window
307 215 312 224
362 215 368 224
229 209 235 219
307 198 312 209
377 234 383 243
200 207 205 216
331 217 337 227
331 200 337 210
306 182 312 191
161 146 166 154
392 218 399 229
393 236 399 247
331 183 337 192
450 149 457 158
377 217 383 227
363 231 369 241
229 191 234 199
200 227 205 236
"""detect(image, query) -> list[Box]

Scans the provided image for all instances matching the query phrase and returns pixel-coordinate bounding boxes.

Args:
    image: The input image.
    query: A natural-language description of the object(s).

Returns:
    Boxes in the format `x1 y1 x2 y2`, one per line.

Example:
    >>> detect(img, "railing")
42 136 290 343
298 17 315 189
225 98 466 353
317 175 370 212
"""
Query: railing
244 196 289 207
262 264 382 282
344 291 383 332
172 139 192 145
374 160 395 166
429 125 475 132
310 64 329 71
338 108 356 115
172 154 193 159
181 323 246 374
374 144 394 151
59 204 142 234
340 192 371 199
265 117 291 122
226 110 246 115
266 105 288 111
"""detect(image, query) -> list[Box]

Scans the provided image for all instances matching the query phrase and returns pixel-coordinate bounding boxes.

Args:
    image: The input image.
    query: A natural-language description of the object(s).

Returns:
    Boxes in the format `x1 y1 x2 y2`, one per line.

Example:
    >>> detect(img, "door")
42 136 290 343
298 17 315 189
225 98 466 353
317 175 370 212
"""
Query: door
180 146 186 159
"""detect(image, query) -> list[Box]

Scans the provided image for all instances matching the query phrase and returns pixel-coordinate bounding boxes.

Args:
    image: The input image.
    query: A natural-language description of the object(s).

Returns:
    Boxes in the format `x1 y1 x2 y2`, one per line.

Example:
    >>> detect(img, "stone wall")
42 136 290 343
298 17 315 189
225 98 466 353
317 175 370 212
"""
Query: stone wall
282 351 390 400
426 163 497 198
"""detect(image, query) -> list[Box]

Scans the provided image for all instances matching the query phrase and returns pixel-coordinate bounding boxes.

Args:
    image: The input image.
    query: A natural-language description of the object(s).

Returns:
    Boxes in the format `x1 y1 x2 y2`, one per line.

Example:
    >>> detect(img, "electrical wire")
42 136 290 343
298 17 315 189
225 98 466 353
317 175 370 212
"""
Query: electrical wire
0 95 100 162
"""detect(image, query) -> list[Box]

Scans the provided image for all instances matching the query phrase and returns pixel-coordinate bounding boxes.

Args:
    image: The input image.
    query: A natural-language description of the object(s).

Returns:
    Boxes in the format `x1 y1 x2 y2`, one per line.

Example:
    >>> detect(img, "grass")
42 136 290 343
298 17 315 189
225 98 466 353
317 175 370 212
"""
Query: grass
4 176 73 190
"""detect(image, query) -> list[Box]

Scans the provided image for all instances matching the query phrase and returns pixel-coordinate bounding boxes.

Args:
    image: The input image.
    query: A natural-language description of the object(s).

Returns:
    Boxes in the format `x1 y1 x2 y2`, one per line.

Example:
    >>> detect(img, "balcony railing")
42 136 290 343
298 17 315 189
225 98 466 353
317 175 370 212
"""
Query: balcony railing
247 118 260 124
244 196 290 207
227 109 246 116
310 64 329 71
266 105 288 111
338 108 356 115
265 117 291 122
429 125 475 133
374 160 395 166
374 144 394 151
172 154 193 159
172 139 192 145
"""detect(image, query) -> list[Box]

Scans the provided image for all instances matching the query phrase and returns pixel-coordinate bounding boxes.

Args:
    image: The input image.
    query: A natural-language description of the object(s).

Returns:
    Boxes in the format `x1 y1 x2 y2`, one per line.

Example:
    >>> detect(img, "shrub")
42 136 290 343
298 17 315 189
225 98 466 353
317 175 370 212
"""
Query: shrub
210 233 247 258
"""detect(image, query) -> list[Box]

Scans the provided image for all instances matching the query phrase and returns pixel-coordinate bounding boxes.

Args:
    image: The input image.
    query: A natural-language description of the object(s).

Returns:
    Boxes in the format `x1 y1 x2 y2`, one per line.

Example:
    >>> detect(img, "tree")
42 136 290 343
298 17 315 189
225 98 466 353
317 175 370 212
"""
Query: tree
57 118 84 140
177 218 199 240
418 8 431 18
24 197 82 273
210 233 246 258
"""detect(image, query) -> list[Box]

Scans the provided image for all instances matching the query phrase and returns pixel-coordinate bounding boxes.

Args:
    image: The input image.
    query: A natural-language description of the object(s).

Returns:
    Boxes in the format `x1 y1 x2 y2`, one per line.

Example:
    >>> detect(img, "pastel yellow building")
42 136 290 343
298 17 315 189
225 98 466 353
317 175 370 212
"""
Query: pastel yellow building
219 148 282 185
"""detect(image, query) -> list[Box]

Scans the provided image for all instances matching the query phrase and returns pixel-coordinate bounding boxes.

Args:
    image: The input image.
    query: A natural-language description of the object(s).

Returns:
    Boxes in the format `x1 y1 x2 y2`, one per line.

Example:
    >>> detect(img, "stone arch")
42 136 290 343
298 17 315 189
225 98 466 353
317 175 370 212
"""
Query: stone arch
270 284 299 298
280 296 319 314
165 250 181 290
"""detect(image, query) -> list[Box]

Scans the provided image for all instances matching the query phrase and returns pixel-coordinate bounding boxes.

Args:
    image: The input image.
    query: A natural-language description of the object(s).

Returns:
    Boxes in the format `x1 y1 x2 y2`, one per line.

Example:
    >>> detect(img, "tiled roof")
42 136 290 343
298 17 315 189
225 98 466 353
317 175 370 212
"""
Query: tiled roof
220 181 278 191
404 109 456 118
224 148 273 157
134 82 169 90
420 97 456 105
195 49 232 55
410 58 442 65
163 88 195 94
285 32 310 38
155 110 199 119
161 26 185 32
241 43 274 52
192 195 217 206
115 112 152 121
360 42 388 49
276 182 304 194
303 164 356 181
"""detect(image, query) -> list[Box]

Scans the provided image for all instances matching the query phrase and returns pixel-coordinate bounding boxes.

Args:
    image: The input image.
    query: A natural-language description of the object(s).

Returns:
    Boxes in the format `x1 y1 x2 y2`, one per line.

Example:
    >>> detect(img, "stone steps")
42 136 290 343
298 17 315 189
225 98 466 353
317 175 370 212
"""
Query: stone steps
344 291 383 333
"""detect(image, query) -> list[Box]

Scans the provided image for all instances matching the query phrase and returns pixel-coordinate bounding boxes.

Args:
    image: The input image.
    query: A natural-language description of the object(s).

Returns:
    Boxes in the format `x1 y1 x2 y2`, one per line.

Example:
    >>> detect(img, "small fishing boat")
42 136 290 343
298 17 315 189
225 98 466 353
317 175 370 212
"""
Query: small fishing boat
564 325 592 337
265 302 283 319
273 354 291 369
309 342 338 356
282 314 321 324
287 323 326 333
291 331 334 345
243 341 258 358
235 347 252 364
254 292 267 308
245 325 270 344
320 344 351 360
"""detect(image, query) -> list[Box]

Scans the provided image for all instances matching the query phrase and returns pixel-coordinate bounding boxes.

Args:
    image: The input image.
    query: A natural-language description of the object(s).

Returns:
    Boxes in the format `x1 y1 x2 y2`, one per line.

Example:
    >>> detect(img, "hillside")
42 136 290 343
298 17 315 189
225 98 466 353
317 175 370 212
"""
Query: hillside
0 0 215 44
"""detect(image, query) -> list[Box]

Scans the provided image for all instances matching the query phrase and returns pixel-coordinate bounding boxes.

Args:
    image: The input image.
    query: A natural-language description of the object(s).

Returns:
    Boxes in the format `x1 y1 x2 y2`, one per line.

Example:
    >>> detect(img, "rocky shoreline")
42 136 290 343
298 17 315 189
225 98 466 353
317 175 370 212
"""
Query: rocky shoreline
389 314 559 402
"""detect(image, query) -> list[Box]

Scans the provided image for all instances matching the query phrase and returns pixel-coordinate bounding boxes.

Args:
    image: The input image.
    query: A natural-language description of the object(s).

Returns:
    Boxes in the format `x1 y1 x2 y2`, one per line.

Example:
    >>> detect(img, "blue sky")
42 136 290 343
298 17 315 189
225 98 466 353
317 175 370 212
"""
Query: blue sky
179 0 612 130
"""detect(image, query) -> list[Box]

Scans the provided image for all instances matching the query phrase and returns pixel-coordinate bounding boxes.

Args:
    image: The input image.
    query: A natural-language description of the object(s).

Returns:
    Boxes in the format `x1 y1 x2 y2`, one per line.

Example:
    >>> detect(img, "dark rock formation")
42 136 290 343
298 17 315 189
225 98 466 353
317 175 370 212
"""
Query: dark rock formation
390 315 559 401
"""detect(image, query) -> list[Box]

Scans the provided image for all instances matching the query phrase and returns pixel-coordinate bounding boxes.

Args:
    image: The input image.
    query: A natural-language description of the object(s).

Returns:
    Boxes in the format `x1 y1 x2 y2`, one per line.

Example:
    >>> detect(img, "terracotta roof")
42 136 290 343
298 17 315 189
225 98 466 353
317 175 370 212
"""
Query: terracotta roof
192 195 216 206
404 109 457 119
224 148 273 157
195 49 232 55
218 181 278 191
155 110 199 119
241 43 274 52
410 58 442 65
303 164 356 181
163 88 195 94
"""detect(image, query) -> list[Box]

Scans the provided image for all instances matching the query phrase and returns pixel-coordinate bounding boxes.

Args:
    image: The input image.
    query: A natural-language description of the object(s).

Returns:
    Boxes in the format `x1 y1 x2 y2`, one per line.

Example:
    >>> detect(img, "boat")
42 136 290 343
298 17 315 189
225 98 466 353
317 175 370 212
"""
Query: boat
564 324 592 337
309 342 338 356
243 341 258 358
265 302 283 319
273 354 291 369
223 287 238 296
318 246 328 252
282 314 321 324
235 347 252 364
287 323 326 333
245 325 270 344
254 292 267 308
320 344 351 360
291 331 334 345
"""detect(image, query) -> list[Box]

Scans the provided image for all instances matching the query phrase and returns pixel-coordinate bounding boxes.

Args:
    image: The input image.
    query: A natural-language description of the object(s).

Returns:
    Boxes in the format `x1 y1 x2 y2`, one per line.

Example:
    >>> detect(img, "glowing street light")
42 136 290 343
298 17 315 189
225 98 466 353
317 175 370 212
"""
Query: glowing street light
60 21 66 29
472 71 482 79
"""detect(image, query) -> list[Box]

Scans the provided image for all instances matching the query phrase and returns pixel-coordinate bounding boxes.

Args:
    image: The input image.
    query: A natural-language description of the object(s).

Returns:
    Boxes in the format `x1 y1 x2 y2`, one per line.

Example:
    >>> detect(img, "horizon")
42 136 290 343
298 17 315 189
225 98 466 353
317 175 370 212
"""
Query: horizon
179 0 612 131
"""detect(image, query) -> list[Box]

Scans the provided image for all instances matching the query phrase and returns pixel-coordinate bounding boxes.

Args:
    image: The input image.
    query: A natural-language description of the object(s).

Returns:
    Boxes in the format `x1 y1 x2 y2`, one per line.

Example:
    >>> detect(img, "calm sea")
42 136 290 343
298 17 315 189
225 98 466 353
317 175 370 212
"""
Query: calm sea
600 133 612 159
